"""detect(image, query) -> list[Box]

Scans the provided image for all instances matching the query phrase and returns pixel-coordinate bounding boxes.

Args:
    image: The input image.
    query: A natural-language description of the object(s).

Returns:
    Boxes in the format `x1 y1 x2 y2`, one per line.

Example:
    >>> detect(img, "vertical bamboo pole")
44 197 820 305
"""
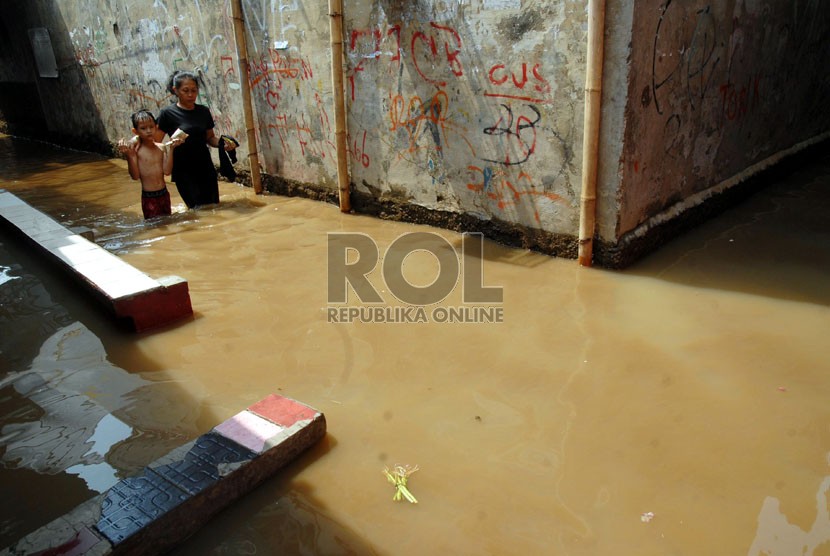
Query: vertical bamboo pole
329 0 351 212
578 0 607 266
231 0 263 194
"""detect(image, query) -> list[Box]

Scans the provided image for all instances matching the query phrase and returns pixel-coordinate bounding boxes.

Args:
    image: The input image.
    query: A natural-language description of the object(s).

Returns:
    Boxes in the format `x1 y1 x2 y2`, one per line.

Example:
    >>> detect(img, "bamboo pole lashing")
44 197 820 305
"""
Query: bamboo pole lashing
577 0 607 266
329 0 351 212
231 0 263 194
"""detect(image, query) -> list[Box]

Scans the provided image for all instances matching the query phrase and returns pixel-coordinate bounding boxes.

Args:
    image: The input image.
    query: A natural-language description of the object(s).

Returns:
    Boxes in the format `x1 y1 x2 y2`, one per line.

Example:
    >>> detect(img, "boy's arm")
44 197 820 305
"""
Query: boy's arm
125 147 140 181
117 137 140 180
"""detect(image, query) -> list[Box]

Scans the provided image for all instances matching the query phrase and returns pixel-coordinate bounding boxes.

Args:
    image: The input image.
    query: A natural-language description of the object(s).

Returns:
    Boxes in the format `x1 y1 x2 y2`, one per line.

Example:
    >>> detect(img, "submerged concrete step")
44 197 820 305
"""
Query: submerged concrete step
0 190 192 331
1 394 326 556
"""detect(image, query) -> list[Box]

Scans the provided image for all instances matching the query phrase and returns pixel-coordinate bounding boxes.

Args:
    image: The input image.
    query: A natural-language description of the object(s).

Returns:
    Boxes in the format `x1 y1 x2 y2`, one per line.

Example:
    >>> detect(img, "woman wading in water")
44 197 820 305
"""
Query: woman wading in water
155 71 236 208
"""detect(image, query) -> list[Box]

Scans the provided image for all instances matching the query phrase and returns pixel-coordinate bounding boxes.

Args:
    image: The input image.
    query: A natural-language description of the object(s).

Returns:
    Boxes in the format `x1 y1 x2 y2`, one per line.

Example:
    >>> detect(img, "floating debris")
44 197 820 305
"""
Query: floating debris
383 464 419 504
641 511 655 523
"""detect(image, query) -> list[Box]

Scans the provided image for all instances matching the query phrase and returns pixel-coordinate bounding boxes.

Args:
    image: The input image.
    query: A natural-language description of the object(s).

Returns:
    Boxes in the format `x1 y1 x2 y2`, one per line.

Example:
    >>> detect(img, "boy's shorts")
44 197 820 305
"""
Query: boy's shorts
141 187 172 219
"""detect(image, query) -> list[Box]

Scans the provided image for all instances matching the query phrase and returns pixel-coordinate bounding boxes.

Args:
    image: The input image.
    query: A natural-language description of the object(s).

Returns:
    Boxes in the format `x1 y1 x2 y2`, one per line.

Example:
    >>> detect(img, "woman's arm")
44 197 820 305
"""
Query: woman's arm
154 109 169 143
162 144 174 176
206 129 236 150
206 129 220 148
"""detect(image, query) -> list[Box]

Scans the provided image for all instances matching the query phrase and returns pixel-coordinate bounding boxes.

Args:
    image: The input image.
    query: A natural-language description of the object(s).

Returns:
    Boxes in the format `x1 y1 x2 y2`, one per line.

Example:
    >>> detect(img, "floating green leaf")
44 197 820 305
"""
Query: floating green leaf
383 464 419 504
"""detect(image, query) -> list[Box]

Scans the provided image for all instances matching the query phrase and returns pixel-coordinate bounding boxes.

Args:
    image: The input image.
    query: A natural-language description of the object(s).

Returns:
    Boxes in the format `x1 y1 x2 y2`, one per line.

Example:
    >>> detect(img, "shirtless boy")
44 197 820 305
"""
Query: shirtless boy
117 109 181 219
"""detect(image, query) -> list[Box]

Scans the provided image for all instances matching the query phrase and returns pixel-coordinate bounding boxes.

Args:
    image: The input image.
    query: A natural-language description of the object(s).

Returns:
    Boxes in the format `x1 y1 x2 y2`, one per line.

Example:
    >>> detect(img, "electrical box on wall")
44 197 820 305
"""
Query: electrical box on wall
28 28 58 78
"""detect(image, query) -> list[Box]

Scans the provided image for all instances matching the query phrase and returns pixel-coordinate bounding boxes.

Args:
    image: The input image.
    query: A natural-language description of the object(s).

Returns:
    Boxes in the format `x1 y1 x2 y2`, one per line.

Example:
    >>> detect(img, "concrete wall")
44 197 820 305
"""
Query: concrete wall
597 0 830 263
239 0 335 187
0 0 588 253
1 0 828 265
241 0 588 240
4 0 250 152
0 2 111 147
340 1 586 235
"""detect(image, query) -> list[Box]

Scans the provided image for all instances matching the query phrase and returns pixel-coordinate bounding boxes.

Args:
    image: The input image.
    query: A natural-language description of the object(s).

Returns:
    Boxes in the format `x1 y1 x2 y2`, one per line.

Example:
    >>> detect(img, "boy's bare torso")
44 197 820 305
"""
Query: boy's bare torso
135 141 167 192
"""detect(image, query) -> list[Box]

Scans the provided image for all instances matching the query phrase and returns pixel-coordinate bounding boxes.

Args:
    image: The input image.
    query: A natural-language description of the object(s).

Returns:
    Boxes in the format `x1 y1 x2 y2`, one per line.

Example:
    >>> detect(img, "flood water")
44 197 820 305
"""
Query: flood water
1 134 829 555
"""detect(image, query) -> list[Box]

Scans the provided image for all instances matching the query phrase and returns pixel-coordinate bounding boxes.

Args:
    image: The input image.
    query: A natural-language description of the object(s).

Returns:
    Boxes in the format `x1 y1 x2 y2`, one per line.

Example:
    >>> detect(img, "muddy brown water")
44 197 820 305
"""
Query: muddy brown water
1 134 829 555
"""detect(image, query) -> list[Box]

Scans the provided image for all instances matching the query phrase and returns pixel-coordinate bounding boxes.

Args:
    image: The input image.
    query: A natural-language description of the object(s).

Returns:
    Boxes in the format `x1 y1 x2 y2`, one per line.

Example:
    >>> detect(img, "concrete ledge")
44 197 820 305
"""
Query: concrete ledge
0 190 192 331
1 394 326 556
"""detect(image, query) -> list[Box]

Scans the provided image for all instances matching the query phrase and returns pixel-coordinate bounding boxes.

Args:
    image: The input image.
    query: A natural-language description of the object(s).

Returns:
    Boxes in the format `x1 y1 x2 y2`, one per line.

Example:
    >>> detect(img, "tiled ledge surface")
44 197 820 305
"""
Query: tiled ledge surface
0 191 192 331
1 394 326 556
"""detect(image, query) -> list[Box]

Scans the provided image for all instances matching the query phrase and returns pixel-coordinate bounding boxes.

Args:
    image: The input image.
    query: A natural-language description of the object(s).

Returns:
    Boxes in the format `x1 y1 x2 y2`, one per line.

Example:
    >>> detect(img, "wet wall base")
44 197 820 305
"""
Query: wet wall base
594 137 830 269
236 170 579 260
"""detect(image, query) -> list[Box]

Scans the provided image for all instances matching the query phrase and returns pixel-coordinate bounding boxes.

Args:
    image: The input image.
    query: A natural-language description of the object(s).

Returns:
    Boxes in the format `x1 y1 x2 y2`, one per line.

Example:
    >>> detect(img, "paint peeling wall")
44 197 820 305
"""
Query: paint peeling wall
91 0 247 150
3 1 828 264
242 0 590 234
0 0 250 150
0 0 589 242
609 0 830 242
341 1 587 233
241 0 337 186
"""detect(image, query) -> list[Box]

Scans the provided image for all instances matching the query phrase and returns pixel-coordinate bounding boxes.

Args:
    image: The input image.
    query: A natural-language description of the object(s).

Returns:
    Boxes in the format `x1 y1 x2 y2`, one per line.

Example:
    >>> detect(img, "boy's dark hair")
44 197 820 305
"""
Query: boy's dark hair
167 70 200 94
131 109 156 128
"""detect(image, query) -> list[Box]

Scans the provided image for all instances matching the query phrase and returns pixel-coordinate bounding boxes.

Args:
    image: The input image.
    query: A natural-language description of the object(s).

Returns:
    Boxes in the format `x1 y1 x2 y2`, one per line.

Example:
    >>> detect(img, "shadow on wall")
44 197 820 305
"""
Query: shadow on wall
0 5 47 137
0 2 111 154
626 147 830 307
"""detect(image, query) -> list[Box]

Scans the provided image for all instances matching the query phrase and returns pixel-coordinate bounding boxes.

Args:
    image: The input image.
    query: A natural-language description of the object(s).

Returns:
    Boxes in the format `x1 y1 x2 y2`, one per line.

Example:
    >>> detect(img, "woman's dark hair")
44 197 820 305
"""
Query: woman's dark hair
131 109 156 128
167 70 200 94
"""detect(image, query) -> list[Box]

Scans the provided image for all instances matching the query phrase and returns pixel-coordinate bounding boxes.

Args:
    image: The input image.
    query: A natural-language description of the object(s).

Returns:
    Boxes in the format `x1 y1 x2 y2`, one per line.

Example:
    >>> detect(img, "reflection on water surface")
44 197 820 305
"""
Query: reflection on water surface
1 135 829 555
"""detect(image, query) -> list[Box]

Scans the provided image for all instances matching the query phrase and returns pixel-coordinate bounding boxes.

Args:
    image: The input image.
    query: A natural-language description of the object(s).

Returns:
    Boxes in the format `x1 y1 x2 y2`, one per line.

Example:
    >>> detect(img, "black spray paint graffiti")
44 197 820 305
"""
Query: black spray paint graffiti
480 103 541 166
651 1 720 117
127 78 170 109
647 1 726 158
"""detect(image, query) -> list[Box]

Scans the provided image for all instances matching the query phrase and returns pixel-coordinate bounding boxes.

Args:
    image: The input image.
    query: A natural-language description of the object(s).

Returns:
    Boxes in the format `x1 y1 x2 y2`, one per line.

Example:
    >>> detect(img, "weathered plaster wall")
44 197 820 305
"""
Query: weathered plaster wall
611 0 830 242
0 0 256 150
241 0 337 187
4 1 828 265
241 0 590 236
595 0 632 244
1 0 590 242
341 1 587 235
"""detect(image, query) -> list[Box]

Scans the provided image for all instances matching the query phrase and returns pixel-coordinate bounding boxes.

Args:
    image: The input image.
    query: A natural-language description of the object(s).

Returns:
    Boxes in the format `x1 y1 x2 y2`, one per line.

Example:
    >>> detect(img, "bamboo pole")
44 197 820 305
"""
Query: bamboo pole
231 0 263 194
329 0 351 212
577 0 607 266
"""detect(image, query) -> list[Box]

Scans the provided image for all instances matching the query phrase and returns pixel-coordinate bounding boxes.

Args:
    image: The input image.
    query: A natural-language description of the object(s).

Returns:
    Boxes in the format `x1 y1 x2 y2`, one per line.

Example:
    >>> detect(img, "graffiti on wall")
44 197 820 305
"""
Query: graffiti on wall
649 1 768 130
486 62 551 104
387 90 474 162
466 165 563 223
58 0 576 224
644 0 828 162
62 2 256 142
245 47 333 168
348 18 570 220
348 24 401 102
